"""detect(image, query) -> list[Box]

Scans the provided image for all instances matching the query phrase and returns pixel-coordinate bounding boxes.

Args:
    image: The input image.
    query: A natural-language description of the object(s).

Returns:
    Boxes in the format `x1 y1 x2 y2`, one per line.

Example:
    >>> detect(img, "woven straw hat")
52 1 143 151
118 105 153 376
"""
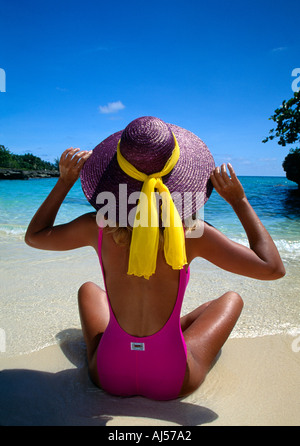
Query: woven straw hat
80 116 215 223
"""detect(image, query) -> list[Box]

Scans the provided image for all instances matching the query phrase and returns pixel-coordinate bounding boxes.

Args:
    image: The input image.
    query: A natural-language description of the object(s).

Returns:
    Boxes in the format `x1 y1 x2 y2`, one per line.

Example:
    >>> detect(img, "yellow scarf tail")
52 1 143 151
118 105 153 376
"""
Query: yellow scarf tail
117 134 187 279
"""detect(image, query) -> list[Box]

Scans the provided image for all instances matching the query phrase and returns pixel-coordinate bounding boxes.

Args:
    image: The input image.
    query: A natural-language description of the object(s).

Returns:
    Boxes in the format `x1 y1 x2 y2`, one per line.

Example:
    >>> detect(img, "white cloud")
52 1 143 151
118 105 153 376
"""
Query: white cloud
271 46 288 53
99 101 125 114
258 157 278 162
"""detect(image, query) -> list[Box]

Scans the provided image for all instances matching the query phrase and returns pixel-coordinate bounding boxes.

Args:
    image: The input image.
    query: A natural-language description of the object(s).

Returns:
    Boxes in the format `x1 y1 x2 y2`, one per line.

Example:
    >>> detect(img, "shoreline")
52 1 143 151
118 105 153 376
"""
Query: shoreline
1 333 300 426
0 168 59 179
1 237 300 355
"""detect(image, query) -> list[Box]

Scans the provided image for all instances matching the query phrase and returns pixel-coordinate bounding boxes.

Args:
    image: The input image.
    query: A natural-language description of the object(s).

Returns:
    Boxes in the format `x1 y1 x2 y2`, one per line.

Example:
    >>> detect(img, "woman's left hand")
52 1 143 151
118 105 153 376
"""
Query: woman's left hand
210 163 245 207
25 147 95 251
59 147 92 187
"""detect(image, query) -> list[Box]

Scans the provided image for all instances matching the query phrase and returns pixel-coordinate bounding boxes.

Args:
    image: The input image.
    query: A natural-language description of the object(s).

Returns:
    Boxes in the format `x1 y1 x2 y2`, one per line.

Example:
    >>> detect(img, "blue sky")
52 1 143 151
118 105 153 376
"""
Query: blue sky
0 0 299 176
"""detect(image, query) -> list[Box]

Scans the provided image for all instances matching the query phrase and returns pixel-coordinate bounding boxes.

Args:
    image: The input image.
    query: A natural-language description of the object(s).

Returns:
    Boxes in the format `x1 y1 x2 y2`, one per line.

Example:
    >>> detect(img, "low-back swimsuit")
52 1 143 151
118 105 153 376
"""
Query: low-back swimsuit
97 229 190 400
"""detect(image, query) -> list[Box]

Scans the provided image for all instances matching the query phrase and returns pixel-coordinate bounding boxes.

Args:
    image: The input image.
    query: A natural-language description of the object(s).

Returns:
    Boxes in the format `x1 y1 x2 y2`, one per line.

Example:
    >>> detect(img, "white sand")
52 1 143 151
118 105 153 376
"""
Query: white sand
1 334 300 426
1 238 300 426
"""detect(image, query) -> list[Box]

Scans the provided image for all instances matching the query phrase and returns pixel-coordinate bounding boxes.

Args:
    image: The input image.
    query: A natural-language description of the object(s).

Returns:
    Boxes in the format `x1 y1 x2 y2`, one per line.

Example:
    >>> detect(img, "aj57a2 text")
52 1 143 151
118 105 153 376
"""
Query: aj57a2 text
151 430 191 442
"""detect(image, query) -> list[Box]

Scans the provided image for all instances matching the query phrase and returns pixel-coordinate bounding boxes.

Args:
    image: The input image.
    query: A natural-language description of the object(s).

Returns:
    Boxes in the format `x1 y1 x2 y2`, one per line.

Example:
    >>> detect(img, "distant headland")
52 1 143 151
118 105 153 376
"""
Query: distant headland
0 145 59 180
0 168 59 179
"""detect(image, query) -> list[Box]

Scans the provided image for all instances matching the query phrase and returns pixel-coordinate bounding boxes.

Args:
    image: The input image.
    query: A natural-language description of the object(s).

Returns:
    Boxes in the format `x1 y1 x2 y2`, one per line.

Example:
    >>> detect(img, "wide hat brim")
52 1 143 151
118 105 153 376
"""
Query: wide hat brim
80 123 215 223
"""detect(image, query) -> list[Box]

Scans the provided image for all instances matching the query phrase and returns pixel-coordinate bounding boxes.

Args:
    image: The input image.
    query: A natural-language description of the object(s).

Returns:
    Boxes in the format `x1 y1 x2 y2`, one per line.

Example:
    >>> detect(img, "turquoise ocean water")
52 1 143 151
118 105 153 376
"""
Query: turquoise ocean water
0 175 300 355
1 175 299 260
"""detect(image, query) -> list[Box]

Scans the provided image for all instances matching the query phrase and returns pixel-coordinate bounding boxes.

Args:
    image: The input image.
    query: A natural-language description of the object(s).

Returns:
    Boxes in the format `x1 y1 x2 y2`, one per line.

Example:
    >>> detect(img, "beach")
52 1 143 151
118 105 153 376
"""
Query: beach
1 176 300 426
1 237 300 426
1 334 299 426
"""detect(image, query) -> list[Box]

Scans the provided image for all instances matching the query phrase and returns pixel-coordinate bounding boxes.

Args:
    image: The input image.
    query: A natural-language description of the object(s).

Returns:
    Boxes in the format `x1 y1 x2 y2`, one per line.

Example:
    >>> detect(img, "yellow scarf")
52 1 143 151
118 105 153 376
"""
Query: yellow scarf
117 134 187 279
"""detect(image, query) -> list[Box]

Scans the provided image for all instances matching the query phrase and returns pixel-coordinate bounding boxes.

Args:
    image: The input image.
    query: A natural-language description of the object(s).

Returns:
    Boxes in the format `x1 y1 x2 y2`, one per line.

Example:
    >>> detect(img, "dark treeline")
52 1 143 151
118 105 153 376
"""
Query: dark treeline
0 145 58 170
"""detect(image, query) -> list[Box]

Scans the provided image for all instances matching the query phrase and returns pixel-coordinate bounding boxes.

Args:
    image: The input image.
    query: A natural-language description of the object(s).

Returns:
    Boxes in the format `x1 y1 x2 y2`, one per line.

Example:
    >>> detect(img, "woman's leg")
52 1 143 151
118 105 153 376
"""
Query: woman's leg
77 281 110 386
180 291 243 396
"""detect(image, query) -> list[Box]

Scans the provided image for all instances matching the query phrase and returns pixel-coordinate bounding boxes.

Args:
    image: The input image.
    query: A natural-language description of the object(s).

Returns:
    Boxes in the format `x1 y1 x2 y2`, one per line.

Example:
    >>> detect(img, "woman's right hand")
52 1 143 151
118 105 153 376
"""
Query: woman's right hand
205 162 285 280
59 147 92 188
210 163 246 207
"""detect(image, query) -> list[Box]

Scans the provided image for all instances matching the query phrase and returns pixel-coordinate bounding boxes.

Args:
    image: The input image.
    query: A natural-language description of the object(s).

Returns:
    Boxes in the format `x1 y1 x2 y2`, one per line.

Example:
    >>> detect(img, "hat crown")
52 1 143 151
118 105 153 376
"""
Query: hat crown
120 117 175 175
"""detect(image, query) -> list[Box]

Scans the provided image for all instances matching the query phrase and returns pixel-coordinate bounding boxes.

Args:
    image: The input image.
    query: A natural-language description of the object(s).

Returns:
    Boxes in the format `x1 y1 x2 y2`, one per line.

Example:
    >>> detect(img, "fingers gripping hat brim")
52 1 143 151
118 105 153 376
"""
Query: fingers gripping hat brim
80 122 215 223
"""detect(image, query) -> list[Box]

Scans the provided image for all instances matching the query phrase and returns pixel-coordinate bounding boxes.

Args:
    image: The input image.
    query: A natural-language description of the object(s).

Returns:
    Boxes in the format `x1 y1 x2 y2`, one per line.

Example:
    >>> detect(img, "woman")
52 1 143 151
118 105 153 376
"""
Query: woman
25 117 285 400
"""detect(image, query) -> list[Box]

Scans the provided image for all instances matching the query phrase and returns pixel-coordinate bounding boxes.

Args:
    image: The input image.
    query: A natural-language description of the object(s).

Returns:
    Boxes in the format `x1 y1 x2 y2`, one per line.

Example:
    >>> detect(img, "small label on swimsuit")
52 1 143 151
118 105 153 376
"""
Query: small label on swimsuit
130 342 145 351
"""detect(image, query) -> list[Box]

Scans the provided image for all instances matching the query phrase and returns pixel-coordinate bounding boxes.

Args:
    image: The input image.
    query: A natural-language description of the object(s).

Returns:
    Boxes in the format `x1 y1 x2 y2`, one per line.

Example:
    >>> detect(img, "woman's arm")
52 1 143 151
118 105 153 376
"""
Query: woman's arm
25 147 96 251
192 163 285 280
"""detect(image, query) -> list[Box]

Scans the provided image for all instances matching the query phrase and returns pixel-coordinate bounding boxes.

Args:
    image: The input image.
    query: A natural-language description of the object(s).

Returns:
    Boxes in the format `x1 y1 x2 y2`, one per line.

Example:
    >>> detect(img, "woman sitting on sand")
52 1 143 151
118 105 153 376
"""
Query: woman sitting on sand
25 116 285 400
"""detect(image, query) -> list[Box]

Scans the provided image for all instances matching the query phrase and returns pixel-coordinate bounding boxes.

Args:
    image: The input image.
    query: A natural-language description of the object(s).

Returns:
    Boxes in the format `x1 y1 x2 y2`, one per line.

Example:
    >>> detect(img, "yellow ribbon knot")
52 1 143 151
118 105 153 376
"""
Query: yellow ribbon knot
117 134 187 279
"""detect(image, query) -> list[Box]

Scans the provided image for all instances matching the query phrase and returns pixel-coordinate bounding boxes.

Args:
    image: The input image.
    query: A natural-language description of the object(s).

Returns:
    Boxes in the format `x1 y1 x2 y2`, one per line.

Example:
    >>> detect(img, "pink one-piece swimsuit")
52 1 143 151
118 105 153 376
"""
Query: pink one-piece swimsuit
97 229 189 400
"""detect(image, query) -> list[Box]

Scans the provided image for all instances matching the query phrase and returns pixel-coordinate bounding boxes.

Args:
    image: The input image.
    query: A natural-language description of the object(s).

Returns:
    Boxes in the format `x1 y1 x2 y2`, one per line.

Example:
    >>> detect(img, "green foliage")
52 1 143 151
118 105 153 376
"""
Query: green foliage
53 157 60 170
262 91 300 147
263 91 300 187
282 148 300 186
0 145 57 170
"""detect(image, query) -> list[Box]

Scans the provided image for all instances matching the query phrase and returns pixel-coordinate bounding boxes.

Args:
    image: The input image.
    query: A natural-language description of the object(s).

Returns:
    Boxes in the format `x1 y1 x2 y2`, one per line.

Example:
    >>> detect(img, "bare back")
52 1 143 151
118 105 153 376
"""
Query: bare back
99 227 185 337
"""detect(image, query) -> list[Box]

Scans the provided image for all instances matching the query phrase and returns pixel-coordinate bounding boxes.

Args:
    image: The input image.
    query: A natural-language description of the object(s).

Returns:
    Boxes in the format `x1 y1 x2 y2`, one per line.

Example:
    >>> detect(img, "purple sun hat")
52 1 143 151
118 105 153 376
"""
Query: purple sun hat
80 116 215 223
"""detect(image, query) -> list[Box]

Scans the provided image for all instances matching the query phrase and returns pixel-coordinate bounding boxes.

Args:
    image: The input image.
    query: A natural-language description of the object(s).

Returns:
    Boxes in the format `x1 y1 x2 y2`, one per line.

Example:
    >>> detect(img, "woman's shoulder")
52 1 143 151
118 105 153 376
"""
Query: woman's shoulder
185 220 219 261
78 211 97 224
76 212 99 247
